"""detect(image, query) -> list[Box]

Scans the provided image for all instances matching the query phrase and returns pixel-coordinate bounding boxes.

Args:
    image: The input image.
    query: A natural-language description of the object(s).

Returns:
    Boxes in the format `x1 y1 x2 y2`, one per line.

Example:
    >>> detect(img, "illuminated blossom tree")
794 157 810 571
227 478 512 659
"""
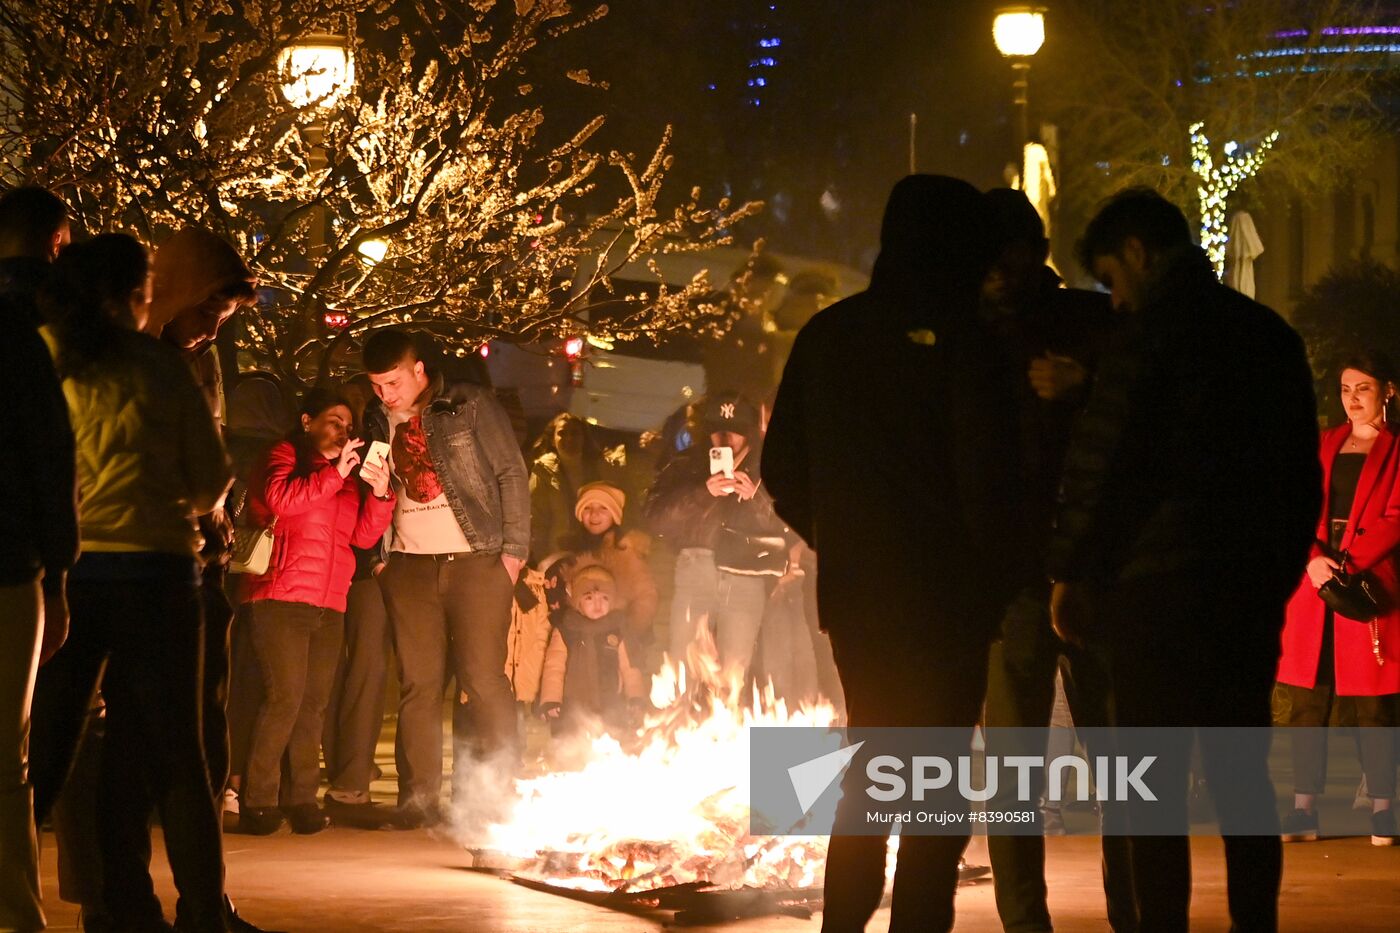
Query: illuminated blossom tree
0 0 759 384
1189 121 1279 277
1042 0 1386 263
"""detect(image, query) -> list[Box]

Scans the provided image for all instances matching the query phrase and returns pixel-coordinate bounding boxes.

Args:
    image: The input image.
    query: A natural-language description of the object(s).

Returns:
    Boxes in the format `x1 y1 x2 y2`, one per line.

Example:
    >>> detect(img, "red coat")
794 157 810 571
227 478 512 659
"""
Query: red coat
243 440 395 613
1279 423 1400 695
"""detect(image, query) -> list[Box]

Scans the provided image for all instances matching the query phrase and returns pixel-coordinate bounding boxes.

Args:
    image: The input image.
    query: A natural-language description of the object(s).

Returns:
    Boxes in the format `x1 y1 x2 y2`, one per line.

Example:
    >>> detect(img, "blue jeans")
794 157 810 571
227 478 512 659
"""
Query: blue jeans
714 572 770 675
669 548 718 662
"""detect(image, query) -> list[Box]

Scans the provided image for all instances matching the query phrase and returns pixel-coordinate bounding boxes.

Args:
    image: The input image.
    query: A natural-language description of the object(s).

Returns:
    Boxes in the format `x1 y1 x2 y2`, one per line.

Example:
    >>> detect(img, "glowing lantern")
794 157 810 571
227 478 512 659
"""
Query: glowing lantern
992 7 1047 188
356 237 390 266
278 36 354 109
992 7 1046 58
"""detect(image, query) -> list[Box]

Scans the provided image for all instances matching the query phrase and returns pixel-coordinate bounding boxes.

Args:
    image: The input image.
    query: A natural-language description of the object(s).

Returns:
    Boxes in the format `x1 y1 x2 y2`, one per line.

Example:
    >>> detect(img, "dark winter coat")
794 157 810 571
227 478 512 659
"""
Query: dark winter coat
643 443 790 572
244 440 396 613
0 261 77 592
1046 249 1320 609
763 175 1030 642
985 268 1116 556
539 608 645 715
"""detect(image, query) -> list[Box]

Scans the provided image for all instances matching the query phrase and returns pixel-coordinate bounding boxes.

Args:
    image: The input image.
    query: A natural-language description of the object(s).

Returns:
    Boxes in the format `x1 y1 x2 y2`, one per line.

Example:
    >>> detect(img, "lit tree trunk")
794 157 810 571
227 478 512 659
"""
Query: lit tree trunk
1188 122 1278 279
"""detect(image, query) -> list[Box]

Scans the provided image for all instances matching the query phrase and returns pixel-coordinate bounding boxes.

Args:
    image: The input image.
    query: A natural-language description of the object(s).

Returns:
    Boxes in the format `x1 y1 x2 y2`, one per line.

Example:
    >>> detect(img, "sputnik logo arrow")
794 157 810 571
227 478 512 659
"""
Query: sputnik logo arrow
787 741 864 814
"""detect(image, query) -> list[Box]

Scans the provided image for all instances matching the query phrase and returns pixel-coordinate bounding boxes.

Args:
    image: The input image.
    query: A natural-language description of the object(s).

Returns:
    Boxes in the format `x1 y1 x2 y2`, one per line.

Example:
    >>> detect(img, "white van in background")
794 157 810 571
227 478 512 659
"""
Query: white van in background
485 243 866 434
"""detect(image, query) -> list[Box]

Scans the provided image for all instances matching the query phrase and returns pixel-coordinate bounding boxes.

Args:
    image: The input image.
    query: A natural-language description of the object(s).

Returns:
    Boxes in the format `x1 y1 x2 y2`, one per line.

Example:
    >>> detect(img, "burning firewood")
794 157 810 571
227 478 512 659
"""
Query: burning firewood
469 626 864 902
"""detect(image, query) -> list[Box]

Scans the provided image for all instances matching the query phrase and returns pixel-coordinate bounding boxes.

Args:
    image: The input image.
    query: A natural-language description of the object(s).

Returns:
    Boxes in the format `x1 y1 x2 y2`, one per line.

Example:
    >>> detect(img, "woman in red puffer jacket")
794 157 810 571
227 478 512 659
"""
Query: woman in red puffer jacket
239 389 395 835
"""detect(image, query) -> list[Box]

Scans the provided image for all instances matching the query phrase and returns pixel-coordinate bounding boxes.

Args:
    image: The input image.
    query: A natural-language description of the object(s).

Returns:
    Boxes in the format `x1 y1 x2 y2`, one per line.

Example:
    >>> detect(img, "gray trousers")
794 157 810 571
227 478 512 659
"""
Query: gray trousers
714 571 770 675
244 600 343 809
667 547 769 676
668 548 718 662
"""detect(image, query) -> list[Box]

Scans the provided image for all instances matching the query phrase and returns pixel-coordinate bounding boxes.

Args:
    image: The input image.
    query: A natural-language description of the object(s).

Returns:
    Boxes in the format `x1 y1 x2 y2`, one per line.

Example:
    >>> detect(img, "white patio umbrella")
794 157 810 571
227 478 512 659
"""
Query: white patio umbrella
1224 210 1264 298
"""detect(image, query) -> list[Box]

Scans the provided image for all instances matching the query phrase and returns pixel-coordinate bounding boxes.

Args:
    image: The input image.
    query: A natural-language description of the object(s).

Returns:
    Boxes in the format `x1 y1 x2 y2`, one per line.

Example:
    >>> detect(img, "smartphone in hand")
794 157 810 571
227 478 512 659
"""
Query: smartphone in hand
364 440 391 471
709 445 735 480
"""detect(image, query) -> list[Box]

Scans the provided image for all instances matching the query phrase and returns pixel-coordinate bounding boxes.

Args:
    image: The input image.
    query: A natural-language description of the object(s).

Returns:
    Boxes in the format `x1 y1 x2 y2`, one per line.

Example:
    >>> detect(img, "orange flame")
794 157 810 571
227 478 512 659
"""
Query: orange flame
474 620 842 892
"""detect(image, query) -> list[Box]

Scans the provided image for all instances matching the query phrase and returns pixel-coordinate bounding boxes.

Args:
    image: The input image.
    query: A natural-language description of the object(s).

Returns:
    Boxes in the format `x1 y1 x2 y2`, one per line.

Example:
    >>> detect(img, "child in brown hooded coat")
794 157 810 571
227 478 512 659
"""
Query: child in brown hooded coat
539 565 645 733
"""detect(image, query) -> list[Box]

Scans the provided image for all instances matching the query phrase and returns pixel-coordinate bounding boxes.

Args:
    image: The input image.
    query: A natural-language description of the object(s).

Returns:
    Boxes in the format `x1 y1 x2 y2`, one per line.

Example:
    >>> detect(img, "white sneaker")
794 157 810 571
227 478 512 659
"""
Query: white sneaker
1371 809 1396 846
222 786 240 816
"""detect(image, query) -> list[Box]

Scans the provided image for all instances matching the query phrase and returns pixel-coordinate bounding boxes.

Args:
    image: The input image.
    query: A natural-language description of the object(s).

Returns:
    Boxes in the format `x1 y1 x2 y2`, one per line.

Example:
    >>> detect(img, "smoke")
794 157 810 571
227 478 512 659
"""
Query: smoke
446 712 613 848
445 743 523 846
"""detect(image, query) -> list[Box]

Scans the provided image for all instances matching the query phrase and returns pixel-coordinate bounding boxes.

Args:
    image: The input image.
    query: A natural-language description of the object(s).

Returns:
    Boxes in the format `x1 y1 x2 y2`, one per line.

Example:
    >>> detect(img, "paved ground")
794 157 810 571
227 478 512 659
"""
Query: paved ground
35 827 1400 932
33 705 1400 930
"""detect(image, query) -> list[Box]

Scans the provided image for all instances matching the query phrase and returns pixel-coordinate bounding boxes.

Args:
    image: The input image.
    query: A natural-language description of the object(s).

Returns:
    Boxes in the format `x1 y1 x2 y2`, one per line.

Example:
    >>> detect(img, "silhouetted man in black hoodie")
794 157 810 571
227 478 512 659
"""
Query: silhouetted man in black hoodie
765 175 1030 932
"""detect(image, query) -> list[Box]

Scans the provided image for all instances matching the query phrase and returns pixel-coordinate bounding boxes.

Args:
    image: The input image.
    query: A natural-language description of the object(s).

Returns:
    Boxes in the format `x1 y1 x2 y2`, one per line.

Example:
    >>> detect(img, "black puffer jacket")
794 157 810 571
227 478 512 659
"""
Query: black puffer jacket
643 443 789 568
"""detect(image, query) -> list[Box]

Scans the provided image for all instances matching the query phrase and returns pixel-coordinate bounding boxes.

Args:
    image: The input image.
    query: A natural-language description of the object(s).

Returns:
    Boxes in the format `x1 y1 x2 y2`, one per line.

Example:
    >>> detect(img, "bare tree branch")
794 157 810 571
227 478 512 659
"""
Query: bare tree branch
0 0 759 386
1042 0 1386 234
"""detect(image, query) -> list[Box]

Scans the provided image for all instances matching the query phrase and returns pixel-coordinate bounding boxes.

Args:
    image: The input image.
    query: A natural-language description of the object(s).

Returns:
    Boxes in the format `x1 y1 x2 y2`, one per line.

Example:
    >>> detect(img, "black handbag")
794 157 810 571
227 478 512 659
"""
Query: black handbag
714 527 789 577
1317 549 1387 623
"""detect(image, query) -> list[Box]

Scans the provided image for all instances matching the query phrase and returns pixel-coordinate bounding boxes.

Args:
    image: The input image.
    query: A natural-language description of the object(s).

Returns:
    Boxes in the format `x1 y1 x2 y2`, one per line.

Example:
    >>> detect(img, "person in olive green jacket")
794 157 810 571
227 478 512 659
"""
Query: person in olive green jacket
28 234 235 933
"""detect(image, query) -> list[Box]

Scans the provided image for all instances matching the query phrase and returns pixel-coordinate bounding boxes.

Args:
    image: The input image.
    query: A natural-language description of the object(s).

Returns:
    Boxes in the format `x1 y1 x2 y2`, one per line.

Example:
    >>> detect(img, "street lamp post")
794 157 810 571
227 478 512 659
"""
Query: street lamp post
278 34 354 264
992 6 1046 186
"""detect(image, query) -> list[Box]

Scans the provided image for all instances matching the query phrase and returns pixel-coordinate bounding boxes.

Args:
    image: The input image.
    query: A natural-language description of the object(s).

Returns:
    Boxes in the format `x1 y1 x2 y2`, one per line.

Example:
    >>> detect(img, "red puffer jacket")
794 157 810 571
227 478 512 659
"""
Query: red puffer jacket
243 440 395 613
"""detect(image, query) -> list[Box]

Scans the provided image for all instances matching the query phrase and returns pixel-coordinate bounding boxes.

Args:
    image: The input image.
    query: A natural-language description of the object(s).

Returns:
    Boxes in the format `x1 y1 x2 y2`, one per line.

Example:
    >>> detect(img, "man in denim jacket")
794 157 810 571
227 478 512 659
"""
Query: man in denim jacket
363 330 529 825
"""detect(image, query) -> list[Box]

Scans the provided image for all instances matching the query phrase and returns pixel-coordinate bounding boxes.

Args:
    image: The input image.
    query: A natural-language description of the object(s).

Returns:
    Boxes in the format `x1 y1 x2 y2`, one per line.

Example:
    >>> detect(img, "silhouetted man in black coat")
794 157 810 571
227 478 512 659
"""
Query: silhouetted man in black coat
764 175 1030 932
979 188 1136 933
1048 188 1320 932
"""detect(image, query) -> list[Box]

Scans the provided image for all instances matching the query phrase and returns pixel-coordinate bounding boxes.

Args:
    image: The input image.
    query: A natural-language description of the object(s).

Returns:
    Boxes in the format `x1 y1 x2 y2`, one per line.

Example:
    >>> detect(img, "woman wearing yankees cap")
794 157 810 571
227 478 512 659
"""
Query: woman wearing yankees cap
642 390 796 678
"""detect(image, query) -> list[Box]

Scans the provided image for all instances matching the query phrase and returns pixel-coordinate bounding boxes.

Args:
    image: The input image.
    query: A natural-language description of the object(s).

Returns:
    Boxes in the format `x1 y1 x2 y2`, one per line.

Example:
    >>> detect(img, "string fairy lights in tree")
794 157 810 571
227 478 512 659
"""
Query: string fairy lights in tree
0 0 761 386
1189 121 1279 278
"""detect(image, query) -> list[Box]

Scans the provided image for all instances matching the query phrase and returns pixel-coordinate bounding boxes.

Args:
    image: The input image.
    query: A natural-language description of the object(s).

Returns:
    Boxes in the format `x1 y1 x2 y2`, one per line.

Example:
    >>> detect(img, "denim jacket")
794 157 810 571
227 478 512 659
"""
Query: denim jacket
364 377 530 560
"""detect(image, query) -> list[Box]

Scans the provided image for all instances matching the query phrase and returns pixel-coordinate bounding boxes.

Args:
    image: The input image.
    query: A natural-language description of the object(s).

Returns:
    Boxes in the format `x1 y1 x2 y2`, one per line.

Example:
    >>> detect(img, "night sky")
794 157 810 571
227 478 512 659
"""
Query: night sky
549 0 1020 270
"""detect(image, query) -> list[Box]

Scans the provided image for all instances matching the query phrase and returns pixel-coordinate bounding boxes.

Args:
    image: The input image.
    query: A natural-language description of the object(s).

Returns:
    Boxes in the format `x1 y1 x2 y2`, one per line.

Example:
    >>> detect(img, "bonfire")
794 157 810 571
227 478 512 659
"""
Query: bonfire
472 623 841 897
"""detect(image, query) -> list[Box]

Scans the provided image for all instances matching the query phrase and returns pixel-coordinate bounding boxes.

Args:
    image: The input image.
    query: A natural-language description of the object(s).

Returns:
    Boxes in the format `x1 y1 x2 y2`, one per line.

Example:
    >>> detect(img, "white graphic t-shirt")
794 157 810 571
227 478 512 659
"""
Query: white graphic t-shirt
387 409 472 554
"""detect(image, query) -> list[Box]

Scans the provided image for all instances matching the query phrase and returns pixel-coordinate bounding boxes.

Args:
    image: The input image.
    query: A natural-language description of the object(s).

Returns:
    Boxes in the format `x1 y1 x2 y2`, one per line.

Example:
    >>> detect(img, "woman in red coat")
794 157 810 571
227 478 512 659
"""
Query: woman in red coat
239 389 394 834
1278 352 1400 846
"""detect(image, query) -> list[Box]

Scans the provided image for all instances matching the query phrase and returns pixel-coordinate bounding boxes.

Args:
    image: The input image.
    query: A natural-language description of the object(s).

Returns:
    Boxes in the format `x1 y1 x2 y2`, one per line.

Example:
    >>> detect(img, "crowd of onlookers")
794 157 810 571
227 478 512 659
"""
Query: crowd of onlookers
3 169 1399 933
214 343 844 832
0 181 845 932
